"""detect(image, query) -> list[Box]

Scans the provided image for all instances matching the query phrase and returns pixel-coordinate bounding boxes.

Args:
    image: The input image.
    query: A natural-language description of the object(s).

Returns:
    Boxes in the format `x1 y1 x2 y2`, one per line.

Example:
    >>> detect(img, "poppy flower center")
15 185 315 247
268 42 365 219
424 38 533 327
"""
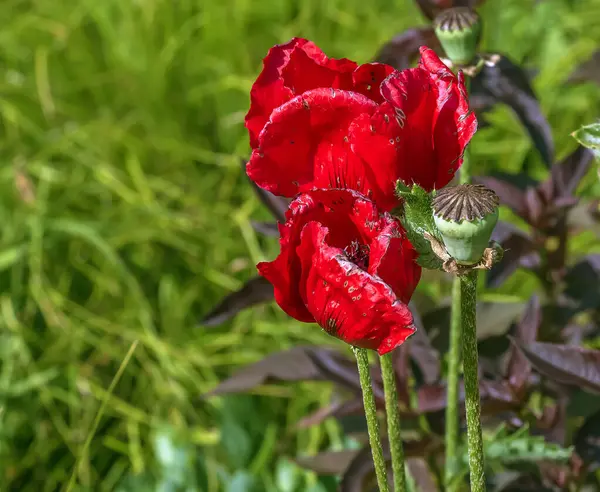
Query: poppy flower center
344 240 370 270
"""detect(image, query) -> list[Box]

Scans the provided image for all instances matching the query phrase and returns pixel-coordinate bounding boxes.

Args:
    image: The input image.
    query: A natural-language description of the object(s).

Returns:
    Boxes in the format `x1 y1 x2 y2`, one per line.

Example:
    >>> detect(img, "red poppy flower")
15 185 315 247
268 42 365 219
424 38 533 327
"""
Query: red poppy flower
257 188 420 355
246 40 477 211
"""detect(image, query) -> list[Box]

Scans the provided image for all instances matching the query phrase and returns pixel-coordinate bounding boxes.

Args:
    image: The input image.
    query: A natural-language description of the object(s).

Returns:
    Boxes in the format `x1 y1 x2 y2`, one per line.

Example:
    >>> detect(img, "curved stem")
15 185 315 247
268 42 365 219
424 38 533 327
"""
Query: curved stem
461 271 486 491
353 347 389 492
444 277 462 489
380 353 407 492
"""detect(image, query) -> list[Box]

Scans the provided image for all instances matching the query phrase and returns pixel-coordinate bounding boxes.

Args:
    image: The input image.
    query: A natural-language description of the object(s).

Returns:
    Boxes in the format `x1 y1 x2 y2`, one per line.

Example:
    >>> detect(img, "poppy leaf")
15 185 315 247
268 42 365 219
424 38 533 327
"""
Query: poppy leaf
373 27 440 70
571 123 600 160
200 276 274 327
471 54 554 167
395 182 443 270
206 346 345 396
513 340 600 394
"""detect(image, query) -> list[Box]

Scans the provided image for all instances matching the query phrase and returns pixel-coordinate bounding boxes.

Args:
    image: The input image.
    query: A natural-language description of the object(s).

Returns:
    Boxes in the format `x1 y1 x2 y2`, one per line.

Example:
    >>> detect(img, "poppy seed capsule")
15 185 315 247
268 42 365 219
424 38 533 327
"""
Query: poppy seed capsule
432 184 499 265
434 7 481 66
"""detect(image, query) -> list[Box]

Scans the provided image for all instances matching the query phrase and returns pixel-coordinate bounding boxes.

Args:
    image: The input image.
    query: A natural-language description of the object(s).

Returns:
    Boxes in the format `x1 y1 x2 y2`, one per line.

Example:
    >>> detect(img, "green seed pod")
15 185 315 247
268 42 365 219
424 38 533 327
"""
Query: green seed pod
432 184 499 265
434 7 482 66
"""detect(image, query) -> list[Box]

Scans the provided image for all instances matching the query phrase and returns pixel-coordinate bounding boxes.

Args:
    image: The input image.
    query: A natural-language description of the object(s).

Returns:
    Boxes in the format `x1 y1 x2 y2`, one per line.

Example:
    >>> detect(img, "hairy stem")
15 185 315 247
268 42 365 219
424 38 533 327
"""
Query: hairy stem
461 271 486 491
353 347 389 492
445 73 472 488
444 277 462 489
380 353 407 492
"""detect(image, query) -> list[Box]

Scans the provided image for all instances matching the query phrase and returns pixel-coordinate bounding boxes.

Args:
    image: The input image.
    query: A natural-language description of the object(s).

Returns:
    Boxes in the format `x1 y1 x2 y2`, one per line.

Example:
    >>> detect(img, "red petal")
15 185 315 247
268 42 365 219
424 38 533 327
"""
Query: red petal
247 88 377 197
368 221 421 304
245 38 314 148
297 222 416 355
280 46 353 95
351 63 396 103
351 48 477 199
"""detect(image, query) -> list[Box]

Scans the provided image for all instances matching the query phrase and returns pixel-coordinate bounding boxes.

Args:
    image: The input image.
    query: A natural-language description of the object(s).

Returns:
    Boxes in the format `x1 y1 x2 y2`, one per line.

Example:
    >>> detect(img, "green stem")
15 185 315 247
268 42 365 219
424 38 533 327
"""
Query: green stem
380 353 407 492
445 72 472 489
461 271 486 491
444 277 462 489
353 347 389 492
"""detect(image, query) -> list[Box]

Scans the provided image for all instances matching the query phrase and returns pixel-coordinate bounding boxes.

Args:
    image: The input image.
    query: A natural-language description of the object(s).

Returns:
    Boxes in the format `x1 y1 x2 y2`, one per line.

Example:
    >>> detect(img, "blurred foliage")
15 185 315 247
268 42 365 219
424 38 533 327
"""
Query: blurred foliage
0 0 599 490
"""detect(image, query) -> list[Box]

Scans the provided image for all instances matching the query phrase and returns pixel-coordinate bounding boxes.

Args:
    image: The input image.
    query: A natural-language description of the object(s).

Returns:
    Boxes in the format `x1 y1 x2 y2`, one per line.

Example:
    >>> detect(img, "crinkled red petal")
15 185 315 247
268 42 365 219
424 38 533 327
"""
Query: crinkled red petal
246 88 377 197
245 38 315 148
351 48 477 198
297 221 416 355
351 63 396 104
368 221 421 304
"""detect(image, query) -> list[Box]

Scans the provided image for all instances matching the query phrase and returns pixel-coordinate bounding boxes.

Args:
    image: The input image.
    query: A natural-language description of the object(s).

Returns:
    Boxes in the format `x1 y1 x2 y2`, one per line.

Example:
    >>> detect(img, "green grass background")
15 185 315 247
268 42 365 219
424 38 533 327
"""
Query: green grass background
0 0 599 490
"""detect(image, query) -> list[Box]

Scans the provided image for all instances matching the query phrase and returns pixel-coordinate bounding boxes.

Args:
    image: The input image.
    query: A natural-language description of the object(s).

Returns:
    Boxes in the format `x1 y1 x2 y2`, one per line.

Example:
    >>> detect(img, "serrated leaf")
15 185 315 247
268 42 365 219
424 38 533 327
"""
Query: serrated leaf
572 122 600 159
484 426 573 464
395 182 443 270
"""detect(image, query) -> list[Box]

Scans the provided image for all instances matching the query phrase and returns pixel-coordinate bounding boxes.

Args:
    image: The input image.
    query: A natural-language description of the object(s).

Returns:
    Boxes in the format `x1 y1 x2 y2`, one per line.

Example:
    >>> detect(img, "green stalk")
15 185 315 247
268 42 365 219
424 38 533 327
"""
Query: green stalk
444 277 462 488
380 353 407 492
352 347 389 492
461 271 486 491
445 74 472 489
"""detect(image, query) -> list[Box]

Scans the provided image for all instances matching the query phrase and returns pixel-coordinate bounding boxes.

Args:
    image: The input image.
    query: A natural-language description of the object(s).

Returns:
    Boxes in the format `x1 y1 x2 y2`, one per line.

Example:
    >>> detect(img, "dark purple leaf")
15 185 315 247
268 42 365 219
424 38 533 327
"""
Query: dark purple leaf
550 146 594 198
207 346 344 396
514 340 600 394
307 348 363 393
241 159 289 222
475 176 527 218
299 439 435 479
477 302 527 340
567 50 600 85
407 458 438 492
295 450 358 475
506 296 541 394
563 254 600 313
524 187 545 226
201 276 273 327
339 439 439 492
486 222 536 288
471 53 554 166
251 221 279 237
373 27 440 70
495 474 553 492
340 446 386 492
408 302 440 384
574 408 600 468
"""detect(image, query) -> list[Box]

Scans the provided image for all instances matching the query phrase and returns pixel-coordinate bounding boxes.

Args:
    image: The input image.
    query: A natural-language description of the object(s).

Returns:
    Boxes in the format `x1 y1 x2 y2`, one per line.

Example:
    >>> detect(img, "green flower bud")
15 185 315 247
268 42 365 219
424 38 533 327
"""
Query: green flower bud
434 7 482 66
432 184 499 265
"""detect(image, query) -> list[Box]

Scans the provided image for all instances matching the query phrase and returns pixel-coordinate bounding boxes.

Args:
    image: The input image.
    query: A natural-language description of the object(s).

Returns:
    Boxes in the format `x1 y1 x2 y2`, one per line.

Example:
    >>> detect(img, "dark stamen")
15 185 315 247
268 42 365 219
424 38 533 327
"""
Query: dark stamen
344 240 370 270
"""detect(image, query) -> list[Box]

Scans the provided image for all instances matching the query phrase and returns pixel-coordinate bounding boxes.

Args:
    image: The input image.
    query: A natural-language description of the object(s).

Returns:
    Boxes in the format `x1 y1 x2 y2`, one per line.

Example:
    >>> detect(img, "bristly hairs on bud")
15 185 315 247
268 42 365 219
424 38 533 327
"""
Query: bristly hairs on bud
395 180 443 270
